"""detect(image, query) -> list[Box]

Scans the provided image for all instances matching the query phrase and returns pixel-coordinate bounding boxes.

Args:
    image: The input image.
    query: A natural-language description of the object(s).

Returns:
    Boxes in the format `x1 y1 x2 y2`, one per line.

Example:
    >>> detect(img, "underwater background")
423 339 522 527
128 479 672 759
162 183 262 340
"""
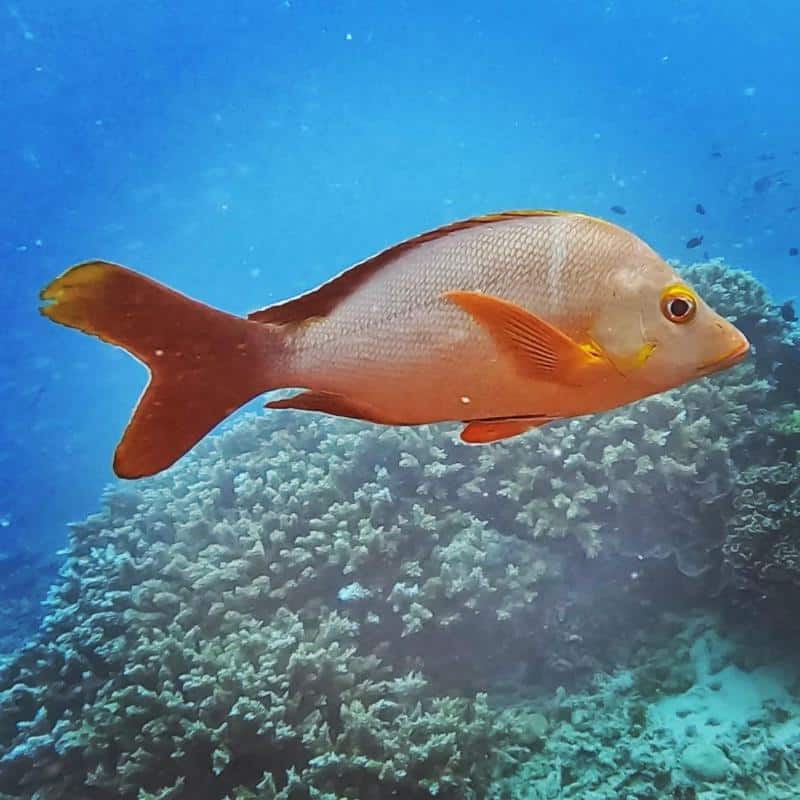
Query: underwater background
2 1 800 798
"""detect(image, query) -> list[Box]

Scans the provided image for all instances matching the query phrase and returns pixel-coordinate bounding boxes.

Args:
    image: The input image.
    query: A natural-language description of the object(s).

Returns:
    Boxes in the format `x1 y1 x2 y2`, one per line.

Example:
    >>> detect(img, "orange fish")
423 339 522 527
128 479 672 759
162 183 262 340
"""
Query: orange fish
40 210 749 479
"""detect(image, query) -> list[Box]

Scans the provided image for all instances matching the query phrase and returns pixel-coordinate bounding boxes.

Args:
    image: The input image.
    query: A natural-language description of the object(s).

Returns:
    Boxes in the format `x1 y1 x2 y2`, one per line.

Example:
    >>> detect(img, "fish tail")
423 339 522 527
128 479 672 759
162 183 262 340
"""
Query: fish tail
40 261 283 479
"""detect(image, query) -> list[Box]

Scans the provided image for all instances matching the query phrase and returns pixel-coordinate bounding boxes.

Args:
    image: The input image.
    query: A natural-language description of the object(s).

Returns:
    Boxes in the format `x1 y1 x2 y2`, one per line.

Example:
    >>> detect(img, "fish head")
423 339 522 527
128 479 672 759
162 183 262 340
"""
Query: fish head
588 253 749 392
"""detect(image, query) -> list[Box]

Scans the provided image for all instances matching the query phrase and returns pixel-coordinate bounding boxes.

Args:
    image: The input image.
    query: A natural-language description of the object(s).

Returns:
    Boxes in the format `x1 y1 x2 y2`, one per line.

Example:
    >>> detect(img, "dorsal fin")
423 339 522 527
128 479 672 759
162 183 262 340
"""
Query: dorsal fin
247 210 576 326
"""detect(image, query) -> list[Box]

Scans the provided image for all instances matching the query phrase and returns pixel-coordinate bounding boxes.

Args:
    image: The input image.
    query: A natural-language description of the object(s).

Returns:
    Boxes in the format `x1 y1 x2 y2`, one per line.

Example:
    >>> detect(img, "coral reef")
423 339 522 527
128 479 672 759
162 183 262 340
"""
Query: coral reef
0 416 543 799
0 546 58 659
0 258 798 798
491 614 800 800
769 407 800 437
722 457 800 628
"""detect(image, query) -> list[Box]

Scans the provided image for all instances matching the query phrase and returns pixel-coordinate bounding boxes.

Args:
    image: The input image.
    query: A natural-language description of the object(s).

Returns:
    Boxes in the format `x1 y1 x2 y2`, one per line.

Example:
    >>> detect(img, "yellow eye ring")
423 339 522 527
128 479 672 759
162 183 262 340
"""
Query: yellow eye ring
660 285 697 324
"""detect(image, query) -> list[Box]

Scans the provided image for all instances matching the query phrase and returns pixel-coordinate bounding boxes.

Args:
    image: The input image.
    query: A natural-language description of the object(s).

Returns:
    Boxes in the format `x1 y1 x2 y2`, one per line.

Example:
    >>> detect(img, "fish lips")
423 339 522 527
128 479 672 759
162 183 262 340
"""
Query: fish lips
697 336 750 374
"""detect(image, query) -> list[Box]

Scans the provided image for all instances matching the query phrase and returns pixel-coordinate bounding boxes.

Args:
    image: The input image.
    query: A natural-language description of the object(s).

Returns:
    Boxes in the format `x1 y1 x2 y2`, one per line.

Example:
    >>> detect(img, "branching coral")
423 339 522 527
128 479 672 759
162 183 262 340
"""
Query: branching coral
0 510 516 797
0 415 548 799
723 458 800 624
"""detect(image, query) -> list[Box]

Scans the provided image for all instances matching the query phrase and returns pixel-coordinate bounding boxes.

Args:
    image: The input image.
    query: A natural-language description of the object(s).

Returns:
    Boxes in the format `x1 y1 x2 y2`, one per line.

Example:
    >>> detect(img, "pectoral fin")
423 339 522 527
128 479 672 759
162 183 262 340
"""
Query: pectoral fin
443 290 604 384
460 416 556 444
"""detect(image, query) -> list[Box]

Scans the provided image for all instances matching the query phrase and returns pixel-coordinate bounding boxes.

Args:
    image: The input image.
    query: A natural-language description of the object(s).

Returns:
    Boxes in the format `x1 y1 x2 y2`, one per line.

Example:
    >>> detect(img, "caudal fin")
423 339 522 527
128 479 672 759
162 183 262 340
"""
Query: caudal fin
40 261 281 479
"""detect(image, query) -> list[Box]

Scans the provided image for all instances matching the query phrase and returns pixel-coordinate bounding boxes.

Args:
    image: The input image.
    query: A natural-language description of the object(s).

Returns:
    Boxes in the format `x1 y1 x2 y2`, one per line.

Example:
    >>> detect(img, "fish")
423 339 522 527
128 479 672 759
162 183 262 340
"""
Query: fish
610 205 627 215
787 206 799 213
753 176 772 193
790 247 799 256
710 151 723 159
686 236 704 249
39 210 750 479
695 204 706 215
753 171 789 194
780 300 797 323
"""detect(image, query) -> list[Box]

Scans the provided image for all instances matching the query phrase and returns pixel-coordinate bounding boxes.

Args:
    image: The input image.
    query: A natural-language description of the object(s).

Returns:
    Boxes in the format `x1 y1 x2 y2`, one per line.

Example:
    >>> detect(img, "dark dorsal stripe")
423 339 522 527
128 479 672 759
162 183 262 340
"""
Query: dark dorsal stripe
247 210 570 326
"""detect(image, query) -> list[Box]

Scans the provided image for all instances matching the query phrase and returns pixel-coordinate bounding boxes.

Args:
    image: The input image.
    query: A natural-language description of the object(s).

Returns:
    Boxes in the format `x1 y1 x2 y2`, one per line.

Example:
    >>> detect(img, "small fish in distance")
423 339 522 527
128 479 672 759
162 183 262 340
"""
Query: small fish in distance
790 247 799 256
686 236 704 249
754 176 771 193
695 204 706 215
711 151 722 159
780 300 798 323
610 205 627 215
754 171 789 194
39 210 749 478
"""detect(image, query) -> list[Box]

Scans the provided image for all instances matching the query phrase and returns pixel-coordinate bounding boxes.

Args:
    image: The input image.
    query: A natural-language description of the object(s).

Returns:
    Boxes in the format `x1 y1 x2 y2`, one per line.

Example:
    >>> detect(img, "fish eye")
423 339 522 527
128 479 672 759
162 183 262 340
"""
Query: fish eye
660 286 697 324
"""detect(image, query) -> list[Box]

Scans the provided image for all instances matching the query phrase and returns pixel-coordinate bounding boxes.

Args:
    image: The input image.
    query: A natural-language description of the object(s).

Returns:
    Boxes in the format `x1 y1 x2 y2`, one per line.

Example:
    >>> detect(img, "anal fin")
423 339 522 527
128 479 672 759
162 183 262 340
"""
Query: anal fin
460 416 556 444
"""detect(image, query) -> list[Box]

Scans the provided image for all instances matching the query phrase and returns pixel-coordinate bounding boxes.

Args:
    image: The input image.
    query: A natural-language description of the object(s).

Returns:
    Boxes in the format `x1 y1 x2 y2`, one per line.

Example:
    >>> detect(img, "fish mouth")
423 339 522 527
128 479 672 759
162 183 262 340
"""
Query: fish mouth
697 337 750 374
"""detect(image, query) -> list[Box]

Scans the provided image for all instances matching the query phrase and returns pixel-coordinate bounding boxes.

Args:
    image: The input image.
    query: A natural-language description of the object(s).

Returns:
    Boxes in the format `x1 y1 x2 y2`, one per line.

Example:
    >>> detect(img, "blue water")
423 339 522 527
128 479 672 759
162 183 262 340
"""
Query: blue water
1 0 798 572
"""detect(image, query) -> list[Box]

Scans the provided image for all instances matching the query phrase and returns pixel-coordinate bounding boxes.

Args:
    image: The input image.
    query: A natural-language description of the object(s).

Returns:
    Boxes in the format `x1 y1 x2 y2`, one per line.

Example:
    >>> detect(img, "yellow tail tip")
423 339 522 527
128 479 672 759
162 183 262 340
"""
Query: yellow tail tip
39 261 116 330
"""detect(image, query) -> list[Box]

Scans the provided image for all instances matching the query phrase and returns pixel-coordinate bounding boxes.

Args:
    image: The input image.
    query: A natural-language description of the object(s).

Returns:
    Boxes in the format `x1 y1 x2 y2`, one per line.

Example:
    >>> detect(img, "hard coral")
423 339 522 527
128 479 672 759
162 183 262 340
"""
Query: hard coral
0 414 541 799
723 458 800 622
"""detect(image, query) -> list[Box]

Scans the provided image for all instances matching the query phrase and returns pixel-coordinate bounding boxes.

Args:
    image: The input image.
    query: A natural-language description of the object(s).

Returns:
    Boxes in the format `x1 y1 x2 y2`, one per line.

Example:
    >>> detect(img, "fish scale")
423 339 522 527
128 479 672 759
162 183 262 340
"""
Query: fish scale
287 215 635 392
